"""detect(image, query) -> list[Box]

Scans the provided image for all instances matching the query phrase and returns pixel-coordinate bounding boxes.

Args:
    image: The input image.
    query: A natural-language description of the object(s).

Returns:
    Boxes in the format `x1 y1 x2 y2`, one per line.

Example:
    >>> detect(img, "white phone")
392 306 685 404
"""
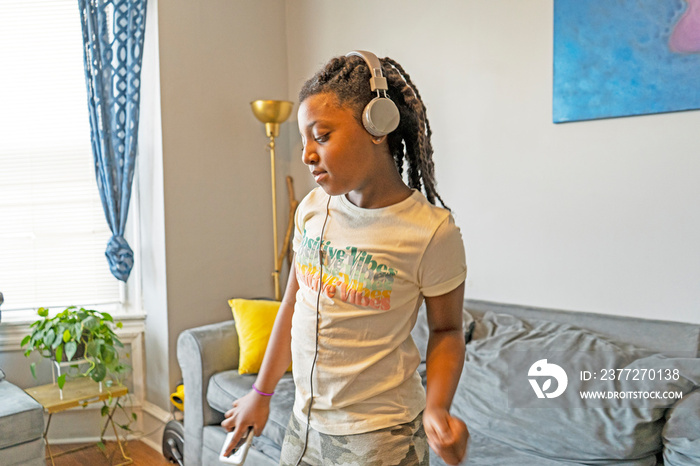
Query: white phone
219 427 253 465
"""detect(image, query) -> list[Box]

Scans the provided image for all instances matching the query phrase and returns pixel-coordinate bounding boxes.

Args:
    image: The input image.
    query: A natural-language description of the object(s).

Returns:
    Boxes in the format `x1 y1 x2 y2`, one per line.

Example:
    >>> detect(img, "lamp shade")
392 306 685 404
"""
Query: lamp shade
251 100 294 137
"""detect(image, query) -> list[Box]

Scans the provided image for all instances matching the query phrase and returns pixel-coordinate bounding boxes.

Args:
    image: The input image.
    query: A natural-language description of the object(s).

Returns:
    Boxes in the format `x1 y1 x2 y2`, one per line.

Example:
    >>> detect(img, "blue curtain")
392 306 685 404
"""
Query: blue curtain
78 0 147 282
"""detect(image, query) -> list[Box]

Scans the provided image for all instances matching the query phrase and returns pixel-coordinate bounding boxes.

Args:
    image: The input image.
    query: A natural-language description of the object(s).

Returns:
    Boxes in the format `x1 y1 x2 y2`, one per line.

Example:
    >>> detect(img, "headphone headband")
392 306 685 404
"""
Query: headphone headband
346 50 388 93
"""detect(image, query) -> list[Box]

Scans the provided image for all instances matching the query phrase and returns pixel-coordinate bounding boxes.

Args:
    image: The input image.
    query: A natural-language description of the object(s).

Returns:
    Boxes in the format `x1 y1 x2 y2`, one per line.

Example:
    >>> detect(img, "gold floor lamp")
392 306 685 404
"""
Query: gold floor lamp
250 100 298 301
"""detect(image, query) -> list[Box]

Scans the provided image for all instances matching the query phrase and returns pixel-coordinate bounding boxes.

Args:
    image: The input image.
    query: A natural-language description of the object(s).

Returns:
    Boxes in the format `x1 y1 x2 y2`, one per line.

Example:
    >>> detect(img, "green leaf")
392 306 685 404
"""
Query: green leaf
96 441 106 453
86 340 101 358
82 316 99 331
62 329 71 343
101 405 109 416
20 335 31 348
44 329 55 348
55 345 63 363
116 321 123 329
29 330 42 346
51 332 63 349
65 341 78 361
132 412 138 421
101 312 114 322
38 307 49 317
24 349 32 358
90 363 107 382
57 374 66 390
101 345 117 365
30 362 36 379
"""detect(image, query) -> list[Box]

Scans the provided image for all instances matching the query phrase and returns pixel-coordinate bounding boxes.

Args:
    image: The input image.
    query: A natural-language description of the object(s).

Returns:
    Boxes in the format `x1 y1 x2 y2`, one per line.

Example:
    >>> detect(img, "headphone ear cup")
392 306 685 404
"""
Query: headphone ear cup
362 97 400 137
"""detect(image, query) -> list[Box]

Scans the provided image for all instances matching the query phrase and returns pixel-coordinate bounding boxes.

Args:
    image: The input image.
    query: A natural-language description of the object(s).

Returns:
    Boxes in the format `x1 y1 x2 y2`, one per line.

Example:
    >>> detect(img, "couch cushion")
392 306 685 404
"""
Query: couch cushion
461 430 587 466
207 371 295 448
464 299 700 357
453 311 700 465
0 438 45 466
0 381 44 450
663 389 700 465
203 425 280 466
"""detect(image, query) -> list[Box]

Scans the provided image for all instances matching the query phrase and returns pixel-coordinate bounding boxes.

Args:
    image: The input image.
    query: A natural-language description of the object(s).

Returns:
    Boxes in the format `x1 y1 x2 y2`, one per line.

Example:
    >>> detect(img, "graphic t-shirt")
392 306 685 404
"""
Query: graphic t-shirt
291 188 467 435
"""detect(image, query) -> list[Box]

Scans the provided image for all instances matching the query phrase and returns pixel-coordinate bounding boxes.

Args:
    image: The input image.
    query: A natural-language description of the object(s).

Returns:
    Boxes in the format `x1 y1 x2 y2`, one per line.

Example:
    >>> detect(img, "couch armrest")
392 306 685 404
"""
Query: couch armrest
177 320 239 466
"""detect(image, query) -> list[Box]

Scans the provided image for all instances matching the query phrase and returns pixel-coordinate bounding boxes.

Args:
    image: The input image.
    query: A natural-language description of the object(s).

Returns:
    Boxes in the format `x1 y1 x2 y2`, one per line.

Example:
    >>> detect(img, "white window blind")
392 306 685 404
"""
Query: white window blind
0 0 122 314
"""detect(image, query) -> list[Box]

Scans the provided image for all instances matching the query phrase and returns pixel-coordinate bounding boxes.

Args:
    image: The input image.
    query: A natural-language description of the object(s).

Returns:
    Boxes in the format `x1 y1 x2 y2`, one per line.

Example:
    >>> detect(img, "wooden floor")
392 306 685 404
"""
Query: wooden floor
46 441 175 465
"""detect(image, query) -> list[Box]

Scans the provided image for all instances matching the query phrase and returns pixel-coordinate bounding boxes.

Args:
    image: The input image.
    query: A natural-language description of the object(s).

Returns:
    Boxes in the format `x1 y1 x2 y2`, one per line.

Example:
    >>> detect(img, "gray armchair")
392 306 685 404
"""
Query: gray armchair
177 320 240 465
177 319 288 466
0 291 46 465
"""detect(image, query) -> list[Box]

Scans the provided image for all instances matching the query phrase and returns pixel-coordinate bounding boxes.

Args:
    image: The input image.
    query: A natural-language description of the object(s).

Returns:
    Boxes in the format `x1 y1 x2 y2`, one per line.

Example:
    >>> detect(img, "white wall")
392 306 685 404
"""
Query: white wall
142 0 290 409
284 0 700 323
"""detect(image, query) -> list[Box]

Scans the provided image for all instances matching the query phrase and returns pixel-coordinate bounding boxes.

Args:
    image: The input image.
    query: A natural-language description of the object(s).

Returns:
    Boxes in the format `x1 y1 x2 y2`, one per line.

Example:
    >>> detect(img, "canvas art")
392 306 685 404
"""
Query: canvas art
553 0 700 123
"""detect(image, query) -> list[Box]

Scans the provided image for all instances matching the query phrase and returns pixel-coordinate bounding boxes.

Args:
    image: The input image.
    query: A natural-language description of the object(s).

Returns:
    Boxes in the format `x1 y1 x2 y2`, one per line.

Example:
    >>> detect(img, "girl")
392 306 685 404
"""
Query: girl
223 51 468 466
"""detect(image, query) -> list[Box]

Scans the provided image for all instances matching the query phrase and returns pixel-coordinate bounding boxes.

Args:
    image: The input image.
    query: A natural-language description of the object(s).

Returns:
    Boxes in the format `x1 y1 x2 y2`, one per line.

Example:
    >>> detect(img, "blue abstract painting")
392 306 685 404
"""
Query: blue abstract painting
553 0 700 123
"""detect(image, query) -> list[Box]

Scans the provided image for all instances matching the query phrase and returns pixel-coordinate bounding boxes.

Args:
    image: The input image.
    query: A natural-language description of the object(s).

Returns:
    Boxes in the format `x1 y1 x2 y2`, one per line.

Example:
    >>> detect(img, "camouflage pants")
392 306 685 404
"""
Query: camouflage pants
279 412 429 466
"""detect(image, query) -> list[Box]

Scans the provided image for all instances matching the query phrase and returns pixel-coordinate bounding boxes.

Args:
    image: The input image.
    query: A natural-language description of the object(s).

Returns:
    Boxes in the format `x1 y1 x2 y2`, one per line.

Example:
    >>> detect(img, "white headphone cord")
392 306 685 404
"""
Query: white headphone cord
294 194 331 466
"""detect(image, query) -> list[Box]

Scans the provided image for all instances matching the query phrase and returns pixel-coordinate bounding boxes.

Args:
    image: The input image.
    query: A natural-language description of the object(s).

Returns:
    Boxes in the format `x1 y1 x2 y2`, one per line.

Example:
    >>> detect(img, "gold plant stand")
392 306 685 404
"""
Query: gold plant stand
25 377 133 465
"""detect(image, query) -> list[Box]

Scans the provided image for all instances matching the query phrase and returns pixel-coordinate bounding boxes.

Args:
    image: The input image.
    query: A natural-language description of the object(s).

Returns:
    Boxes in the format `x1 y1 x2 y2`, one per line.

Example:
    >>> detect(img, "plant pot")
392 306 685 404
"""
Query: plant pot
51 342 86 362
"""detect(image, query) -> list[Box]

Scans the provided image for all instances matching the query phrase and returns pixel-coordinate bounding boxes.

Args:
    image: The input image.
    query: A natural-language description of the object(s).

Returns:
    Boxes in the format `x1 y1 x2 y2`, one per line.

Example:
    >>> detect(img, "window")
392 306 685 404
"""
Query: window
0 0 137 320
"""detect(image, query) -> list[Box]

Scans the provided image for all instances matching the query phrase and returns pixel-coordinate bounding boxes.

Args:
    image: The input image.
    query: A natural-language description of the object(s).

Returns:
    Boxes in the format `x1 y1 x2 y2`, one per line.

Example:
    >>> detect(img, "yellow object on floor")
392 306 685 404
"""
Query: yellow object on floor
170 384 184 412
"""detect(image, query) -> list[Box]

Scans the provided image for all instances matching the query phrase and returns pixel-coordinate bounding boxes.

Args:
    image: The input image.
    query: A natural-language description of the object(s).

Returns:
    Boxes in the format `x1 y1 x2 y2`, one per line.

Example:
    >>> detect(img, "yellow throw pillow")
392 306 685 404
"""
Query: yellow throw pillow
228 298 291 374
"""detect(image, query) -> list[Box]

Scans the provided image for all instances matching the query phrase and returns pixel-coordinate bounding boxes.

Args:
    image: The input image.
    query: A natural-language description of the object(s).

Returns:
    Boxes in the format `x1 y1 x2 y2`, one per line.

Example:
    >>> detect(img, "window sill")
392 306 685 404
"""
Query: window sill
0 312 146 352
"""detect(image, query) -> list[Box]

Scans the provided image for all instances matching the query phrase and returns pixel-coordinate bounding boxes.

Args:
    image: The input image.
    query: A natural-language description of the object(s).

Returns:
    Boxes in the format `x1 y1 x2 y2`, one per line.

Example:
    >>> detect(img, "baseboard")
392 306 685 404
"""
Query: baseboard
140 435 162 454
136 400 174 454
142 399 173 423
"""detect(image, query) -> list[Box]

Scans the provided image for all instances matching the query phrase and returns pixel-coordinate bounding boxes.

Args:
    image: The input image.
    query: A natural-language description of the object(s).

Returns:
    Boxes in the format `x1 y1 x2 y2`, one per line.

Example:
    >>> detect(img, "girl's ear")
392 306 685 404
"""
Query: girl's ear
371 135 387 145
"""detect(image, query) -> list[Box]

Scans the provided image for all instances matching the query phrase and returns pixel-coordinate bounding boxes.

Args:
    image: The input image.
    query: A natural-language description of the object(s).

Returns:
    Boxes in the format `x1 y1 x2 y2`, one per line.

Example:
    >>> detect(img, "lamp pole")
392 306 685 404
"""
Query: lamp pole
250 100 294 300
268 134 280 300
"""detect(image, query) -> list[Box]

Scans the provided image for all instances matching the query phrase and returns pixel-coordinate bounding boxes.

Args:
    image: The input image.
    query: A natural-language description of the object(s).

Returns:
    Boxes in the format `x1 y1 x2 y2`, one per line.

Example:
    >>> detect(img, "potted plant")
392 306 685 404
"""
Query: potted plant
21 306 128 389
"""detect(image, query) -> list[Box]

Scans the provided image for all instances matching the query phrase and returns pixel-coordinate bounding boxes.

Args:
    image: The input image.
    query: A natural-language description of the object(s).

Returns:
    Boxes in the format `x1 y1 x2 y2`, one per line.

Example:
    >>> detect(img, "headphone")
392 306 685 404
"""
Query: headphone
346 50 400 137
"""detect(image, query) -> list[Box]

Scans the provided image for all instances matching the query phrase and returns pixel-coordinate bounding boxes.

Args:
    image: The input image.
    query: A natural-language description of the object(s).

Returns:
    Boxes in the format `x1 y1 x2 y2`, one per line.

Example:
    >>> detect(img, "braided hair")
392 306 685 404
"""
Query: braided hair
298 54 448 209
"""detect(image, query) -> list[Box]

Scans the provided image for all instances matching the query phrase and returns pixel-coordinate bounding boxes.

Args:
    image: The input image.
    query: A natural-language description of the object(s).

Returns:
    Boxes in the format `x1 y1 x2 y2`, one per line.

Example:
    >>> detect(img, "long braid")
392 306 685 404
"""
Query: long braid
382 57 448 209
299 54 449 209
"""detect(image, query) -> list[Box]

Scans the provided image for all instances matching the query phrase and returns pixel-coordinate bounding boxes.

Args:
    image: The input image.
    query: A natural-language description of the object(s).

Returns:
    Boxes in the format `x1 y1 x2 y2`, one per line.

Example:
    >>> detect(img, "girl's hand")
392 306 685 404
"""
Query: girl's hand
220 389 271 457
423 407 469 465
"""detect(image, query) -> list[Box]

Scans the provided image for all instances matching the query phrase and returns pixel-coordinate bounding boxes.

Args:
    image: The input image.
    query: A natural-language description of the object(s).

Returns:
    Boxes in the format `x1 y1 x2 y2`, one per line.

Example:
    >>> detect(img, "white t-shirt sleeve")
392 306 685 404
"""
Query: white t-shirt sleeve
292 189 316 254
418 215 467 297
292 199 304 254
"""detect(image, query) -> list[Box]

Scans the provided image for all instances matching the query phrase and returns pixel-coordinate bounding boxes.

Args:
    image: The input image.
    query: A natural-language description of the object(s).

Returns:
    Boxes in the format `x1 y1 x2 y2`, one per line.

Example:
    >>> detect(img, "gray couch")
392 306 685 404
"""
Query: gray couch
177 299 700 465
0 379 46 465
0 291 46 466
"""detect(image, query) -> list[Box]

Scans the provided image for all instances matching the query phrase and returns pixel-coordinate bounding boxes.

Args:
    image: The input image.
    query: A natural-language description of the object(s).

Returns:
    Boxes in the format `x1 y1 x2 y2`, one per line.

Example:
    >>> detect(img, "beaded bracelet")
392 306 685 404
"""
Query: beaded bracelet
252 383 274 397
